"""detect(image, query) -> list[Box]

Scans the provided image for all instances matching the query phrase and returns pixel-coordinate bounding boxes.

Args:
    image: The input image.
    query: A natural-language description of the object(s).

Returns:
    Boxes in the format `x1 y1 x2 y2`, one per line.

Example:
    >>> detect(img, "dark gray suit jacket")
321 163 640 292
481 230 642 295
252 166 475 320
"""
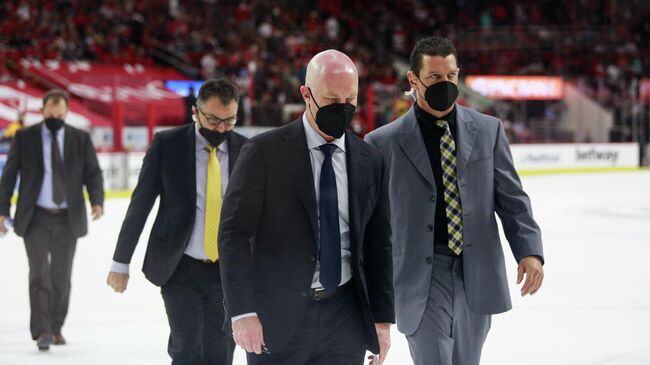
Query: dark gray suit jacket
365 105 543 335
112 123 247 286
218 119 394 354
0 123 104 238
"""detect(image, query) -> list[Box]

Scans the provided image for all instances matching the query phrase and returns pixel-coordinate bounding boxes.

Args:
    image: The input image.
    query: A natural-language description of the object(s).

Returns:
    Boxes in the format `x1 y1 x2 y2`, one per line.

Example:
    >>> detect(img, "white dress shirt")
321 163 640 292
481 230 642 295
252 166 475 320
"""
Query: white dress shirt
37 124 68 209
110 124 230 274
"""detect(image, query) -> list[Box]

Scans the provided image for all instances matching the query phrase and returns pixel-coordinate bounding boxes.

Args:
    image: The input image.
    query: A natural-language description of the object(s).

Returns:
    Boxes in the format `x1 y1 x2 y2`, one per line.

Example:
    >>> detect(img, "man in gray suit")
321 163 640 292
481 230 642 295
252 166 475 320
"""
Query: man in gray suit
365 36 544 365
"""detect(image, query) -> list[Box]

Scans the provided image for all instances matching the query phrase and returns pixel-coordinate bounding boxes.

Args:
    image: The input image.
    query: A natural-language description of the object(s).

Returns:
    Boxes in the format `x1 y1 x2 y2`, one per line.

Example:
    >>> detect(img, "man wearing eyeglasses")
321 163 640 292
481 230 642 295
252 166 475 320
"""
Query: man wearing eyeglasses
106 78 247 365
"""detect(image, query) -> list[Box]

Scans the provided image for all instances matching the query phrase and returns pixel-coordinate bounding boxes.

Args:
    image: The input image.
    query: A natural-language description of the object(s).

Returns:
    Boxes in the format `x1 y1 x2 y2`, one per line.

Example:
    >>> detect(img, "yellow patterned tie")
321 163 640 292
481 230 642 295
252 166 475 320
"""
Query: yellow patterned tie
204 145 222 262
436 120 464 255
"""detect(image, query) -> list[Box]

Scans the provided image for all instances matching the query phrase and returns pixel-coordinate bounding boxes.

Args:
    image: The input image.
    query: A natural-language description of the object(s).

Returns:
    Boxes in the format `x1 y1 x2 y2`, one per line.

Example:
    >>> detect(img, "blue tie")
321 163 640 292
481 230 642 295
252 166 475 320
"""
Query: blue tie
319 143 341 292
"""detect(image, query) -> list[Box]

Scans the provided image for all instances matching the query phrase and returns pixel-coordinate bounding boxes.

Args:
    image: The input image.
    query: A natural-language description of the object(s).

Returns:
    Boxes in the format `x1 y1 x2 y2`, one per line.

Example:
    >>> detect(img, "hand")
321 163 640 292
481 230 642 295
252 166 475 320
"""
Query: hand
232 316 265 354
107 271 129 293
0 215 7 236
368 323 391 365
517 256 544 296
91 205 103 220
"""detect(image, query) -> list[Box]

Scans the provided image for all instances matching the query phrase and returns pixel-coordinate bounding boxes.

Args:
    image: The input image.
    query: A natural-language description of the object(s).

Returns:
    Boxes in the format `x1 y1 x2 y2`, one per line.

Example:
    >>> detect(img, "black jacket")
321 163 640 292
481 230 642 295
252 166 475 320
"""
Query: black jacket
0 123 104 238
112 123 247 286
218 119 395 354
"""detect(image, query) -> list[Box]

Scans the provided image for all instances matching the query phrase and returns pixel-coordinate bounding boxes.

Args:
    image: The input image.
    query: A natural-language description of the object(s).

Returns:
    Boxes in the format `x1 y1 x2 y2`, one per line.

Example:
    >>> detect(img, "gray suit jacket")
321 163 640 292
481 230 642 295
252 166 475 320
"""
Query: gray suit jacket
365 105 543 335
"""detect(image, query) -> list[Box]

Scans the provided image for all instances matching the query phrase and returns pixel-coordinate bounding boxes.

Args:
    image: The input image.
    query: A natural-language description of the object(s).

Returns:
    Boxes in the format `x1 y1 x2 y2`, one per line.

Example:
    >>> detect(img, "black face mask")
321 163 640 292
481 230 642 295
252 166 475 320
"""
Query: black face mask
199 127 230 147
44 117 64 131
308 88 356 139
416 78 458 112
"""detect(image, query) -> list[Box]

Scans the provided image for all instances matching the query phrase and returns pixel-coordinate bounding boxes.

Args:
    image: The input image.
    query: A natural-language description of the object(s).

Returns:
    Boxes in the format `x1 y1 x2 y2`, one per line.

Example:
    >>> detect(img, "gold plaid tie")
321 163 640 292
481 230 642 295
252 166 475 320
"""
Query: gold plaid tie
204 145 222 262
436 120 464 255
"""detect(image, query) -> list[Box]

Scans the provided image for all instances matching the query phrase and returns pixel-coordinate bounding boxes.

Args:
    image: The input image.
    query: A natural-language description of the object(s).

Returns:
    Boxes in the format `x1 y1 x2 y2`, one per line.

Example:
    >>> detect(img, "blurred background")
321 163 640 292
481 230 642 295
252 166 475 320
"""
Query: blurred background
1 1 649 168
0 1 649 364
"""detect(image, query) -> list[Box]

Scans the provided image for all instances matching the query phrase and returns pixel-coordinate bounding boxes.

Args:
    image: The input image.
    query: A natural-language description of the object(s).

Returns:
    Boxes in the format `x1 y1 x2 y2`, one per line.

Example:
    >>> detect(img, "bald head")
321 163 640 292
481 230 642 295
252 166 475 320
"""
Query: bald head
301 50 358 112
305 49 358 87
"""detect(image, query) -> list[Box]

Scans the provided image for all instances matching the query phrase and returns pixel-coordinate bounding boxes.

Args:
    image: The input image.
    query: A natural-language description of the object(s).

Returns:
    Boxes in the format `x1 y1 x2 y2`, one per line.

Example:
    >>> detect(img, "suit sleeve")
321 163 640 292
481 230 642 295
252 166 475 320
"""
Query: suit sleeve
493 120 544 264
112 134 162 264
363 153 395 323
219 139 265 318
82 132 104 207
0 132 21 216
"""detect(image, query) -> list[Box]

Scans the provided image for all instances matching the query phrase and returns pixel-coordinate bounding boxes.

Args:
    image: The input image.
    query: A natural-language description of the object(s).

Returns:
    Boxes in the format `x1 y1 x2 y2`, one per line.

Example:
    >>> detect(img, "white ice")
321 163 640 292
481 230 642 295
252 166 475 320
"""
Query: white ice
1 171 649 365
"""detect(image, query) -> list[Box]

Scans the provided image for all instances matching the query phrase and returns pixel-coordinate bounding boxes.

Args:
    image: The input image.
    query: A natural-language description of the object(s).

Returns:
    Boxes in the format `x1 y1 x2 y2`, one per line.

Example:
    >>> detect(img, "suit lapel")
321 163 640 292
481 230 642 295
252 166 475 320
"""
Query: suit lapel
180 124 197 205
345 132 368 256
455 106 478 178
396 108 435 188
277 120 318 240
63 125 73 173
34 124 44 172
227 133 242 172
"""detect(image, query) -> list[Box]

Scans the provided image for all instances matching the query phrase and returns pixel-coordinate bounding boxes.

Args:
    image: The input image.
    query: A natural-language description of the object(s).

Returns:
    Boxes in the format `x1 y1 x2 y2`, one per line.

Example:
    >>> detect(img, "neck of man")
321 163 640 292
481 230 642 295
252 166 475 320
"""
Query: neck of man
415 97 454 120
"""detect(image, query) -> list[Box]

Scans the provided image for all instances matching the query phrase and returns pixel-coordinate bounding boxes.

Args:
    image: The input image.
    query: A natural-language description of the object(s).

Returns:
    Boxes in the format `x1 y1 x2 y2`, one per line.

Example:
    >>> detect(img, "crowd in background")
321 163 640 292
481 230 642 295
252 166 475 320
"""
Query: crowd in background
1 0 649 141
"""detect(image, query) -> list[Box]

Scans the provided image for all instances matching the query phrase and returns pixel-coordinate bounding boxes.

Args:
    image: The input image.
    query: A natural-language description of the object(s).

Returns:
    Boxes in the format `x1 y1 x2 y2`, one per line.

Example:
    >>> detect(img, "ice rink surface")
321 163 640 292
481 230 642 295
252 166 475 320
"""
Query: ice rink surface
1 171 649 365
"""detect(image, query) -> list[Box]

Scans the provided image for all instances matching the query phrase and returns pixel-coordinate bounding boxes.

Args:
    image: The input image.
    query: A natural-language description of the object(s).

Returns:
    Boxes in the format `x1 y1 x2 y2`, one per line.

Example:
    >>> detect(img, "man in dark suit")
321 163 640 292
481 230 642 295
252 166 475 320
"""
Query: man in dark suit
218 50 394 365
365 36 544 365
0 89 104 351
107 78 247 365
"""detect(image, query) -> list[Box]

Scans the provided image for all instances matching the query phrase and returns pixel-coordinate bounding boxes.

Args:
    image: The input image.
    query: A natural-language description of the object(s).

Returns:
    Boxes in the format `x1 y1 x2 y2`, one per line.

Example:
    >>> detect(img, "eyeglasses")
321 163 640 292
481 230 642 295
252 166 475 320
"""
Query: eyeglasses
196 106 237 126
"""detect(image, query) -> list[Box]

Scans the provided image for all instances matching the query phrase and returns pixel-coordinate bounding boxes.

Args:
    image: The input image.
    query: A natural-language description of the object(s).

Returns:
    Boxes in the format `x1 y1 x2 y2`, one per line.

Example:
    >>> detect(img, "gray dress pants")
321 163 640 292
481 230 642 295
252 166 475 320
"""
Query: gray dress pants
406 255 491 365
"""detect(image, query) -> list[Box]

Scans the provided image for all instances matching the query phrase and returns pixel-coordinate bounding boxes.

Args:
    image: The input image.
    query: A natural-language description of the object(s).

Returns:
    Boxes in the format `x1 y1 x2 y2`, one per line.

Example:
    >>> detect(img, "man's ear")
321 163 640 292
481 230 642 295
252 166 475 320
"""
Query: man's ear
191 106 199 123
406 70 419 90
299 85 311 104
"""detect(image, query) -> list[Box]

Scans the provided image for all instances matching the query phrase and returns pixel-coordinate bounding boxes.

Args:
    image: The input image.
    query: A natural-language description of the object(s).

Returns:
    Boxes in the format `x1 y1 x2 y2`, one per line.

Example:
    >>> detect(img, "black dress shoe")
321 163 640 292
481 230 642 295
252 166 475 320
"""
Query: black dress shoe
37 334 53 351
53 334 66 345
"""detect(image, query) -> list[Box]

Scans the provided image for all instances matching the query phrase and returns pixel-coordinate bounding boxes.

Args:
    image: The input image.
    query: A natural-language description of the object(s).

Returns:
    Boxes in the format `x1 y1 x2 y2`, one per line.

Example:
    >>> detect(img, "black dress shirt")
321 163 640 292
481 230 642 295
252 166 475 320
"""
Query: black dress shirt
415 103 461 257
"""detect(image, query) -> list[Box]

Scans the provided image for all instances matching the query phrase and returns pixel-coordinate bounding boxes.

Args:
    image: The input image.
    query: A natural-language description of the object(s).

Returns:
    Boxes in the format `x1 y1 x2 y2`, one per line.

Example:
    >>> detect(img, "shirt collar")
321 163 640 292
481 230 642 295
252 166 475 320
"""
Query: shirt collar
301 113 346 153
414 102 457 131
194 122 228 153
41 122 65 137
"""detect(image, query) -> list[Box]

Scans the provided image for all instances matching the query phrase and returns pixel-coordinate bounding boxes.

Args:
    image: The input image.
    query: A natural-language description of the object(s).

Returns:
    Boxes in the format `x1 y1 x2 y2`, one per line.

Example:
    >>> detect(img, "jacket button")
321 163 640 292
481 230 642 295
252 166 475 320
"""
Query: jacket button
430 195 436 202
426 225 433 232
426 257 432 264
301 291 308 297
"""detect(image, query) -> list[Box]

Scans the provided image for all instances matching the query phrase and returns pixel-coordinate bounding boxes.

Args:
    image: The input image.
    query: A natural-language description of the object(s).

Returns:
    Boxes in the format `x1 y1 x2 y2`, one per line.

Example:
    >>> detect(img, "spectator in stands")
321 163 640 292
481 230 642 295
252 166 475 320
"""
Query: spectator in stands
201 51 217 79
1 0 648 134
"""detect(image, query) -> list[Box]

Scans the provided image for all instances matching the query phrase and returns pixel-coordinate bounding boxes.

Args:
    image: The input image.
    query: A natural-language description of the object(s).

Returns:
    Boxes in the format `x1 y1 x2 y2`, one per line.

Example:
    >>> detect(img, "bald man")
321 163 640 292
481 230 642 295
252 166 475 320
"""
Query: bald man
218 50 394 365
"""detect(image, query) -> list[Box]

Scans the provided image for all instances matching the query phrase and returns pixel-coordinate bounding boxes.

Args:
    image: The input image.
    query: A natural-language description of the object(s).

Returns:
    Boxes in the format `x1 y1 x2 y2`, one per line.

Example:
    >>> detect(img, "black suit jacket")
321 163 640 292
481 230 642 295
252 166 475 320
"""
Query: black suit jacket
0 123 104 238
219 119 394 354
112 123 247 286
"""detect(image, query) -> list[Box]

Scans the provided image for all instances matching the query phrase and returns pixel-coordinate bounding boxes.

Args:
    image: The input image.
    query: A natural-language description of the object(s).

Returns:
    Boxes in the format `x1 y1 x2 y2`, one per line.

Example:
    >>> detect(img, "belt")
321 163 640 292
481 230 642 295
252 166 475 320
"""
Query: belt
310 280 353 301
183 254 219 265
37 207 67 215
